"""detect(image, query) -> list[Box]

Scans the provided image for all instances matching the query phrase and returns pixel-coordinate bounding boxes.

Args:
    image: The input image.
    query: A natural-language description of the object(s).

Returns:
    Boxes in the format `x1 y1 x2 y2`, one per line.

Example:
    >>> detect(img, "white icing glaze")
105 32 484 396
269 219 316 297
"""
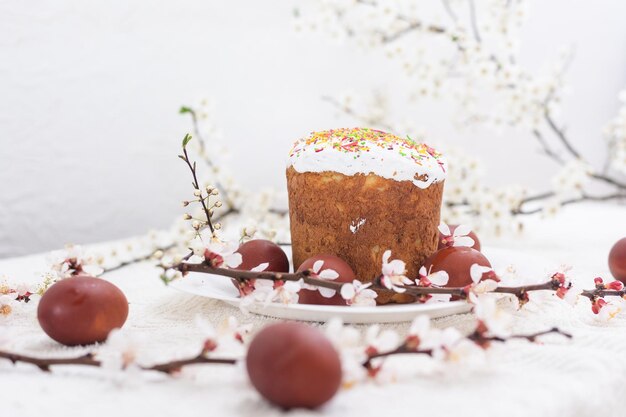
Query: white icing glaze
349 218 366 234
287 128 447 189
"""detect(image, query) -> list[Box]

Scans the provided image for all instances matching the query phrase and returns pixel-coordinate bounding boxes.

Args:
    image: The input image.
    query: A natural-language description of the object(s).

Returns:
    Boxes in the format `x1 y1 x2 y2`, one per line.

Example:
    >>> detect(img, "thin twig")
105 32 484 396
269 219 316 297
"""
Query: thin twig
100 243 176 275
544 111 581 159
0 350 236 374
441 0 458 23
181 107 236 209
514 192 626 215
180 136 214 234
468 327 572 345
467 0 481 42
362 327 571 370
532 129 564 165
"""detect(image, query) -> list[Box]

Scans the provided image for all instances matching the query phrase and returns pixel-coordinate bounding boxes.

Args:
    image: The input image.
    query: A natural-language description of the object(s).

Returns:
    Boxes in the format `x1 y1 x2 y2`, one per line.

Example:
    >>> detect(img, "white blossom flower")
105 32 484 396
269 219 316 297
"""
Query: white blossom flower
340 280 378 307
551 160 592 198
194 315 219 353
430 327 465 361
324 318 368 384
242 279 302 307
218 316 253 343
203 241 242 268
416 266 450 303
47 244 104 279
305 260 340 298
443 338 487 367
593 298 623 322
417 266 449 287
380 250 412 293
365 325 399 353
98 328 143 371
438 223 475 248
407 315 438 350
473 297 511 337
467 264 499 303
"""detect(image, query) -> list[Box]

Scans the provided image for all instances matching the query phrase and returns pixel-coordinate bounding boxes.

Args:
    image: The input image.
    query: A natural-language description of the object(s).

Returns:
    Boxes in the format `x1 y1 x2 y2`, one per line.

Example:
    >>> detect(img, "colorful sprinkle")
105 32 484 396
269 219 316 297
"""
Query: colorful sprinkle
289 127 444 170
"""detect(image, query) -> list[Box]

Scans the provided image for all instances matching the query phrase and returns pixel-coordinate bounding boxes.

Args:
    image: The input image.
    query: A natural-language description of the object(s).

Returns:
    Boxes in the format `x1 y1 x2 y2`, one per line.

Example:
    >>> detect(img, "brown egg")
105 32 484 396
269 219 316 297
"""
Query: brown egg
246 322 342 409
437 224 482 251
37 276 129 346
422 246 492 287
609 237 626 284
236 240 290 272
297 254 355 306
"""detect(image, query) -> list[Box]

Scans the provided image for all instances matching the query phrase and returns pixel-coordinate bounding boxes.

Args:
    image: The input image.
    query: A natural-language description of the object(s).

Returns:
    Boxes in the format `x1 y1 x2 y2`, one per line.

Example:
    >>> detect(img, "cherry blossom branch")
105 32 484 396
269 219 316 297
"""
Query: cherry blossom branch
179 106 238 209
179 134 216 235
173 261 626 315
467 327 572 345
362 345 432 372
355 0 446 44
544 110 582 160
312 1 626 222
177 262 342 293
100 243 176 276
173 261 554 301
362 327 571 371
514 192 626 215
0 351 100 372
0 350 236 374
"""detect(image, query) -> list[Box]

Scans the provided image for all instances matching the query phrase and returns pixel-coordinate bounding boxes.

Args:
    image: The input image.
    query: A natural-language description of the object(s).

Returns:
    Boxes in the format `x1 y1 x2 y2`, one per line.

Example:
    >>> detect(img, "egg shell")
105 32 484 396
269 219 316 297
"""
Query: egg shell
422 246 492 287
297 254 355 306
37 276 129 346
246 322 342 409
609 237 626 283
236 239 290 272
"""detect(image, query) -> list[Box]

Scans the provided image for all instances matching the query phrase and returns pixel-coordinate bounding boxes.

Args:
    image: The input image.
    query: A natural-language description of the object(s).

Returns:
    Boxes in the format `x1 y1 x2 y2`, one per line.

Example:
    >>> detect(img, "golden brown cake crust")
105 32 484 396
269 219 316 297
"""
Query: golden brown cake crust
286 167 444 304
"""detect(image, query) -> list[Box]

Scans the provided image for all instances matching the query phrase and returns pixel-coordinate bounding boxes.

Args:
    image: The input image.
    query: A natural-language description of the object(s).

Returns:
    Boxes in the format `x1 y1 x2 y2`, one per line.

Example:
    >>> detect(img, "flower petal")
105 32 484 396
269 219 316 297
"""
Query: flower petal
418 266 427 278
250 262 269 272
340 283 355 300
382 250 391 264
429 271 449 286
319 287 337 298
453 224 472 237
388 259 406 275
470 264 491 283
312 260 324 274
438 223 451 236
319 268 339 280
225 253 243 268
453 236 475 248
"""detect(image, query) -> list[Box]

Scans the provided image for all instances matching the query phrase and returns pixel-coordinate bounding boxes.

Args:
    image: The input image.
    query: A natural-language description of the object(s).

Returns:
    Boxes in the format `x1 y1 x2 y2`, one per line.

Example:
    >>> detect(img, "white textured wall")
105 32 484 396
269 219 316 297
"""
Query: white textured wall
1 0 625 257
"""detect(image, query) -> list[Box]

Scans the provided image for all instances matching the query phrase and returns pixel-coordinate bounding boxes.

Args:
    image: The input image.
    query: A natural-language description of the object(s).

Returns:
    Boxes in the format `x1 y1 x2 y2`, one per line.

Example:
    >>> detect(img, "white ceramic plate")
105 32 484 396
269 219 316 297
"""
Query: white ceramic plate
169 272 472 324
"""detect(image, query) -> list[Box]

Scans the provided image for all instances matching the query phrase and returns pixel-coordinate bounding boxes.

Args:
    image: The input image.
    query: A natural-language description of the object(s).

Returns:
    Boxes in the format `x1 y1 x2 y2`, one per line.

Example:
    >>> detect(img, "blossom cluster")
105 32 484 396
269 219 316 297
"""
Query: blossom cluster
176 223 624 324
96 315 250 372
294 0 626 233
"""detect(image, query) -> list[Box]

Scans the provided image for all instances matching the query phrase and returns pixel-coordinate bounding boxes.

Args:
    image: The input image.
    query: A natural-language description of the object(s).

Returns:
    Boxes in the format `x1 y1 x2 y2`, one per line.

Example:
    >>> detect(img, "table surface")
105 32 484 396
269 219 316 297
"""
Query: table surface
2 202 626 417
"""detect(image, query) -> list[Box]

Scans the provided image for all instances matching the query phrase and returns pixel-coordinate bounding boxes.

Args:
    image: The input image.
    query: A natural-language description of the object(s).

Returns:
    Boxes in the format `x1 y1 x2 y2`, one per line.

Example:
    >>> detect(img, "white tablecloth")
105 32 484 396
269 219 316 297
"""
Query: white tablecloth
2 203 626 417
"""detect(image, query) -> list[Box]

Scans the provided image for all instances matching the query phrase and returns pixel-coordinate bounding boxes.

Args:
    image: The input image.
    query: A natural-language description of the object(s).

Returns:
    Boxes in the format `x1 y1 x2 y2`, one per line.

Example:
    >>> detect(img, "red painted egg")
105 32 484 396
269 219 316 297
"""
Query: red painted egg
297 254 355 306
246 322 342 409
609 237 626 284
236 240 290 272
37 276 129 346
422 246 492 287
